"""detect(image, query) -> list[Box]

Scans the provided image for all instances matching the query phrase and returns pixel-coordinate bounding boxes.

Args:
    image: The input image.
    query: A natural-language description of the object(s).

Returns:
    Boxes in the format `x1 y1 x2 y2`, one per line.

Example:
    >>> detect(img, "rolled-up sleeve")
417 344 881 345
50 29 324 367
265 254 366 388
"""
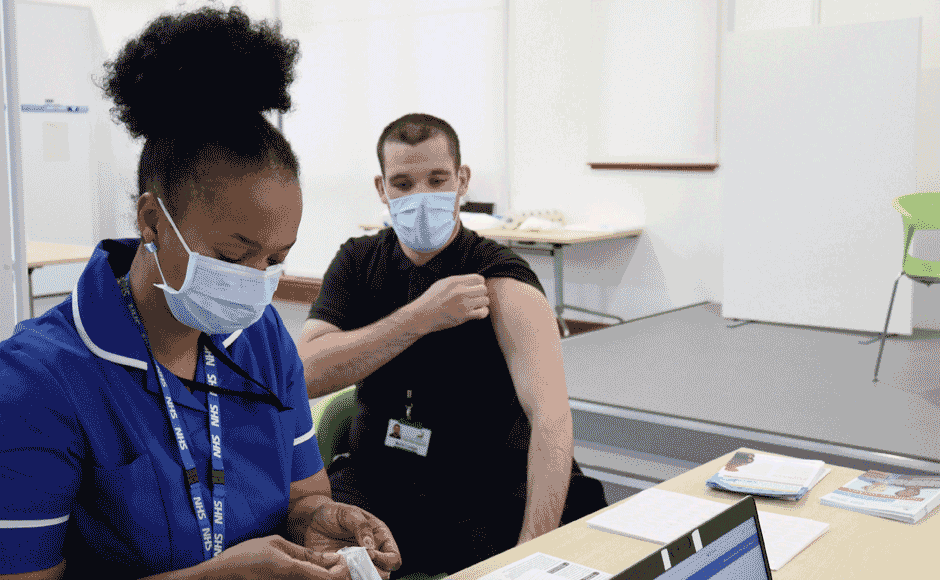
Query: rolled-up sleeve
0 348 81 574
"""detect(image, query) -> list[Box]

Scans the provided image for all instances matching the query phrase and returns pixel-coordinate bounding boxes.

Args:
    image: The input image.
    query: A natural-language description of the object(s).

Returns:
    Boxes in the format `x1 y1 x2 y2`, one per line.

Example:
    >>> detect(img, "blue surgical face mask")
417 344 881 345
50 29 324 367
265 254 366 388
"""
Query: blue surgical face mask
387 190 458 252
146 196 284 334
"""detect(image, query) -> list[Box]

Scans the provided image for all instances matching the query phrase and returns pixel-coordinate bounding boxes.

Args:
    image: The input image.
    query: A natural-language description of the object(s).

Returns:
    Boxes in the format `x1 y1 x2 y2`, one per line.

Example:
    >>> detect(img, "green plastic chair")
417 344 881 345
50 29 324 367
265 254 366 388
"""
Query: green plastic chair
310 386 357 468
873 192 940 382
309 388 449 580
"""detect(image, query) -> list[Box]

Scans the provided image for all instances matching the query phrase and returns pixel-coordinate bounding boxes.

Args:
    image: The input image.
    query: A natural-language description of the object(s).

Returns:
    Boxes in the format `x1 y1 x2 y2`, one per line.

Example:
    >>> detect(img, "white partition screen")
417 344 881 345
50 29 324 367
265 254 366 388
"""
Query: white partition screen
722 18 921 334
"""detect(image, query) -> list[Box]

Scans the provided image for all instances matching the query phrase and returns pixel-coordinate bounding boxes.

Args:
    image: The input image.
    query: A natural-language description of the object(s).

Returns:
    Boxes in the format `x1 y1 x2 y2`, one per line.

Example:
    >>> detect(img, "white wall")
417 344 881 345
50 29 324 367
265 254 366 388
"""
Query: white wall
508 0 939 327
278 0 508 279
20 0 940 331
18 2 97 247
20 0 274 297
507 1 722 322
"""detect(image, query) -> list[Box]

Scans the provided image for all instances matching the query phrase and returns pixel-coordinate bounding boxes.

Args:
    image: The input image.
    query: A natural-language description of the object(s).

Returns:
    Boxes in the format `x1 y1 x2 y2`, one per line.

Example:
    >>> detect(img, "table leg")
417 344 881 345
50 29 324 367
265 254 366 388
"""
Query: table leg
27 266 35 319
552 244 571 337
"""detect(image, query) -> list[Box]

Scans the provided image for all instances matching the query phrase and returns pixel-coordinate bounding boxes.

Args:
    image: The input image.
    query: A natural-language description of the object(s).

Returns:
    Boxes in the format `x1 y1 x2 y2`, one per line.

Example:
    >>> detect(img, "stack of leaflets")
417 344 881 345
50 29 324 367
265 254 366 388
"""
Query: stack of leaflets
819 470 940 524
705 451 830 501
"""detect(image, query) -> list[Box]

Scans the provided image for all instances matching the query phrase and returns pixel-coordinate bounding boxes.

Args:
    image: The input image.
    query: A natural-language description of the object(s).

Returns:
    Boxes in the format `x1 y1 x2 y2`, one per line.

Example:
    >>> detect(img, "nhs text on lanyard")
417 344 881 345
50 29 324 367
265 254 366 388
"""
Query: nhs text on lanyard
118 276 226 560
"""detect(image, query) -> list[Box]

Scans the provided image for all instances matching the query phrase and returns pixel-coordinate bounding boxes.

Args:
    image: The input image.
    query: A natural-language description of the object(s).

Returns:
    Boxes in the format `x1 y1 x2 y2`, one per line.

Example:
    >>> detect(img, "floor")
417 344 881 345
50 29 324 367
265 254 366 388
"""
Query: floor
563 302 940 460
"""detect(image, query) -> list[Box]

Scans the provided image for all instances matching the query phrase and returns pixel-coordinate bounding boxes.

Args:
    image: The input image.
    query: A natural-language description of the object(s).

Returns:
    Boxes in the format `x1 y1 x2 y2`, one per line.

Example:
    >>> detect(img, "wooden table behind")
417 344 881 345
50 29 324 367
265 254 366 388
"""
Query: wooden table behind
473 228 642 245
357 225 643 245
26 240 94 268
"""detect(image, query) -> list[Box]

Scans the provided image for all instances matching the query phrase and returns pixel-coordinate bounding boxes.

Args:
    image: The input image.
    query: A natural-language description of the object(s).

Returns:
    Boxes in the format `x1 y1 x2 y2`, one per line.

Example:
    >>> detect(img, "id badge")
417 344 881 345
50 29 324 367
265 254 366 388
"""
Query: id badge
384 419 431 457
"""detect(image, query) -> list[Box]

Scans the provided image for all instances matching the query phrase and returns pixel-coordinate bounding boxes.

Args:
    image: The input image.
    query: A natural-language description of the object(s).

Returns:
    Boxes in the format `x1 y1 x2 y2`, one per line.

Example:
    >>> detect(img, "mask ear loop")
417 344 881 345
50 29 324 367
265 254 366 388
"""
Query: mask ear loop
155 195 195 256
148 195 196 292
143 242 173 290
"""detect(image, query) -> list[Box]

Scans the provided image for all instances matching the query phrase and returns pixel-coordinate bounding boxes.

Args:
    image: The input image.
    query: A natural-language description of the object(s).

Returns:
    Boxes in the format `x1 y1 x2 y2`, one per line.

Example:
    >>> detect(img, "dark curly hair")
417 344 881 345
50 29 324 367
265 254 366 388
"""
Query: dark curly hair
377 113 461 176
98 5 301 220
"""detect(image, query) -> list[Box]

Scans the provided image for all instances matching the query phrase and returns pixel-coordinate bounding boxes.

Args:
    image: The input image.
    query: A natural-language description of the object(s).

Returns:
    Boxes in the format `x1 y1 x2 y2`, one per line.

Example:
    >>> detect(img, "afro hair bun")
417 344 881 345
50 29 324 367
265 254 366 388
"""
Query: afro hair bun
99 6 300 140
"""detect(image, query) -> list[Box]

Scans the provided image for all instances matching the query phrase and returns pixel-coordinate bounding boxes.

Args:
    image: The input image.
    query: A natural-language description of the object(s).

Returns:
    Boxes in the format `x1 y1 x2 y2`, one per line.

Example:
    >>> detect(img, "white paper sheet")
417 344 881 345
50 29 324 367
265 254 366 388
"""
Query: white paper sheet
477 552 613 580
755 511 829 571
587 489 831 571
586 489 728 544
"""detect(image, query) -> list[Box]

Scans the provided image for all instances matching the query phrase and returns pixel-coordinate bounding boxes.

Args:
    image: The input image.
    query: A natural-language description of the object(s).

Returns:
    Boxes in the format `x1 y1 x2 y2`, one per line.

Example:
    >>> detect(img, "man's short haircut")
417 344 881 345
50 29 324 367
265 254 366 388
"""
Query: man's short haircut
377 113 461 176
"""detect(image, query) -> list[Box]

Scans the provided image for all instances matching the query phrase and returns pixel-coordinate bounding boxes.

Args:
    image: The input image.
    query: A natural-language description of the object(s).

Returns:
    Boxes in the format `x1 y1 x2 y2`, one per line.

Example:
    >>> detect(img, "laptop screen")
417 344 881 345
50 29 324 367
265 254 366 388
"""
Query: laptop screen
610 496 773 580
657 516 769 579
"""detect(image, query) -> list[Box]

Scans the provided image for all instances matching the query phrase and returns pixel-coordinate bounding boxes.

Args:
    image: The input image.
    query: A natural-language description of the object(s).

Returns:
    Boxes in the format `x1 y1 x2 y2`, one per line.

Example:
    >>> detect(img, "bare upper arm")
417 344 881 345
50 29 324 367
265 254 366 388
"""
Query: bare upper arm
300 319 341 345
486 277 569 420
1 560 66 580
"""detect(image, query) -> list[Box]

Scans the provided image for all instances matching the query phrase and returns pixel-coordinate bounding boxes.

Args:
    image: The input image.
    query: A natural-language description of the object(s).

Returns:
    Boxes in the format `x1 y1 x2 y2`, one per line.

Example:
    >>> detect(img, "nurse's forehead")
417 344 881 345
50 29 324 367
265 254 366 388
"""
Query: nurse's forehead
196 168 299 213
185 170 301 238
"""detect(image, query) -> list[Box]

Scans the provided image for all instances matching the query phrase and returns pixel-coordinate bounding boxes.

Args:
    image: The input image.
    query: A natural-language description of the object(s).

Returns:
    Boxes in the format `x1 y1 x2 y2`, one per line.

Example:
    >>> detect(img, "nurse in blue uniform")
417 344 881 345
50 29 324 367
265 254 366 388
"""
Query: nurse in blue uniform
0 7 401 580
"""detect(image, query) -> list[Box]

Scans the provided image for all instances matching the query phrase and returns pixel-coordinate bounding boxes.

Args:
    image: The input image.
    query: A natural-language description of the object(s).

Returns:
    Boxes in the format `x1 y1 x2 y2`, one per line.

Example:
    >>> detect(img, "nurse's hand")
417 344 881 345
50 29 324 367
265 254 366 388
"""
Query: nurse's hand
302 502 402 580
204 534 350 580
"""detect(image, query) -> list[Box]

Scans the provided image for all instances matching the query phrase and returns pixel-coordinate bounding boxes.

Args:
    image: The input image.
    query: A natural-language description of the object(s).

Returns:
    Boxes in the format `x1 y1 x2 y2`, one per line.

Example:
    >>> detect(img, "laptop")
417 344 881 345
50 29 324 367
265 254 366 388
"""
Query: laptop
610 495 773 580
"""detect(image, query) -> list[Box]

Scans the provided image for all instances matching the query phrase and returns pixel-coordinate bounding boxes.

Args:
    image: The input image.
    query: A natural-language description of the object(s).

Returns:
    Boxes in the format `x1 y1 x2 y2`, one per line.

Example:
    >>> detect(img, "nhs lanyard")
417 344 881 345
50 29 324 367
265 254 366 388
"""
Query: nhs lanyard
118 276 226 560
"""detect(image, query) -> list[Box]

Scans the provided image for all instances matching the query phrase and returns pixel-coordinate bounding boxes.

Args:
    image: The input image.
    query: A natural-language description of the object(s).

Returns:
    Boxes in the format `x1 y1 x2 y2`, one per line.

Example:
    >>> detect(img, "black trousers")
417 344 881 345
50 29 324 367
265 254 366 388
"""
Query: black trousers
329 457 607 578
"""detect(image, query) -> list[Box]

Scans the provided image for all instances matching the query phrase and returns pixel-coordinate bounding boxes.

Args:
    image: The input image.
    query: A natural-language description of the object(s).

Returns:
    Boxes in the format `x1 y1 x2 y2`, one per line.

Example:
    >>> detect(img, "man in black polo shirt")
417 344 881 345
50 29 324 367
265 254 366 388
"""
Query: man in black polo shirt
299 113 603 576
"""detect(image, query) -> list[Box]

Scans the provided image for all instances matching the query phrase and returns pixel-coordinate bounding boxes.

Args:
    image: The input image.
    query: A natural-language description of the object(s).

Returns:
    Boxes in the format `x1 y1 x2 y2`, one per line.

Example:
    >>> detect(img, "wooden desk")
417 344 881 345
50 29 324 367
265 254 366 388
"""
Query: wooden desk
357 225 643 337
26 241 95 317
450 448 939 580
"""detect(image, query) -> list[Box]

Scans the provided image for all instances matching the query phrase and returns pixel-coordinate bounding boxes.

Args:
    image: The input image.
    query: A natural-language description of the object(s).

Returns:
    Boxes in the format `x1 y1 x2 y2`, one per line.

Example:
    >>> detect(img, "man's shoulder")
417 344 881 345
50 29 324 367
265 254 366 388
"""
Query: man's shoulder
343 228 395 252
329 229 395 269
457 229 519 263
458 229 540 279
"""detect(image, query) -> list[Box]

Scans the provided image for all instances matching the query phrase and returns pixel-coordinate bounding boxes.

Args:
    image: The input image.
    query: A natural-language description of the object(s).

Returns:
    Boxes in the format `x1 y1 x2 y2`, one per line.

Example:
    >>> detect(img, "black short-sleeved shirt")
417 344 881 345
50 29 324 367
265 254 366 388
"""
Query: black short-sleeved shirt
309 225 544 518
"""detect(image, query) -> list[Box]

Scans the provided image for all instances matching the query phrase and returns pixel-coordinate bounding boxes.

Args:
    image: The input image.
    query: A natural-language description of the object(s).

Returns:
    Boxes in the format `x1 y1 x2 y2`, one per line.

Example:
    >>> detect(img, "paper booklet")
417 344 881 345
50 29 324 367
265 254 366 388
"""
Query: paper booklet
819 470 940 524
705 451 830 501
585 488 829 571
477 552 613 580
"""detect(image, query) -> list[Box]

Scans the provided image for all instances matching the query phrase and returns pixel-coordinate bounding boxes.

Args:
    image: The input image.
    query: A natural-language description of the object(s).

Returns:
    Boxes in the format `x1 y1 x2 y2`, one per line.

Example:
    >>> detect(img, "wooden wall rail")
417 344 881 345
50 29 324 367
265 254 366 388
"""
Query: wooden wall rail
588 163 718 171
274 275 322 305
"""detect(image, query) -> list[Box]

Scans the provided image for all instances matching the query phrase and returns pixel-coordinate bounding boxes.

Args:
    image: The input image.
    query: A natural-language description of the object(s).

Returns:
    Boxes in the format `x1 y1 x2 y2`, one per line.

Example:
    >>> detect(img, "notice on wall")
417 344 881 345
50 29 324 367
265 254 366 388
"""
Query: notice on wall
22 104 88 113
43 122 69 162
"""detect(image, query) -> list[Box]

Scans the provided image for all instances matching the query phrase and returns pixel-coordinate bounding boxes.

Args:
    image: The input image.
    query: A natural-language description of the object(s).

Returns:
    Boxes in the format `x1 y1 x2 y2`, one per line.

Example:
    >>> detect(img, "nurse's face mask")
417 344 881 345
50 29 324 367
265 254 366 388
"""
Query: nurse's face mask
145 196 284 334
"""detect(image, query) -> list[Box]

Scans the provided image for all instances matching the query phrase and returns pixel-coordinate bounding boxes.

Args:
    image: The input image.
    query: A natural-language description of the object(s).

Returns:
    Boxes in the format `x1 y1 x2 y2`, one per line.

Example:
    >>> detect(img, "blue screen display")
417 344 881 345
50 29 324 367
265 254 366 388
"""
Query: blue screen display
659 518 769 580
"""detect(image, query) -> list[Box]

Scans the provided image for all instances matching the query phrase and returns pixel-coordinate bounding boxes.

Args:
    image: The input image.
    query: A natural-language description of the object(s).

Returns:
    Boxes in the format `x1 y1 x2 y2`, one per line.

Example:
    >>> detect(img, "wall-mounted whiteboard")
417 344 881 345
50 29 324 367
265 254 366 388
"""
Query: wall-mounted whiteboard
588 0 719 166
722 18 921 334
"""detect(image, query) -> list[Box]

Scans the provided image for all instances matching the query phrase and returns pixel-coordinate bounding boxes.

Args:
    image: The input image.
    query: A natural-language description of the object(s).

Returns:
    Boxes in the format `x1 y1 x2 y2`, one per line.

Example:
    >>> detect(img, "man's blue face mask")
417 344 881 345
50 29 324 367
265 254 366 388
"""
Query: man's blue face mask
387 190 458 253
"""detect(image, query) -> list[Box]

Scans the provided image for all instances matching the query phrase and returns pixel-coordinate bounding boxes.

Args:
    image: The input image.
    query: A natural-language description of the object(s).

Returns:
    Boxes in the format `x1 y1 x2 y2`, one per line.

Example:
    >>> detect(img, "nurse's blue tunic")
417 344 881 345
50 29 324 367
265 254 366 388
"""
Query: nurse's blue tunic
0 238 323 577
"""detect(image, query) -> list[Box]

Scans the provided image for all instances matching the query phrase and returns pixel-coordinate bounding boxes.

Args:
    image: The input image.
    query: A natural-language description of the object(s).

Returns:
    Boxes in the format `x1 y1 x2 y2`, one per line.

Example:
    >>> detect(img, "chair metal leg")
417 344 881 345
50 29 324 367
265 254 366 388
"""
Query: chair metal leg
873 273 904 383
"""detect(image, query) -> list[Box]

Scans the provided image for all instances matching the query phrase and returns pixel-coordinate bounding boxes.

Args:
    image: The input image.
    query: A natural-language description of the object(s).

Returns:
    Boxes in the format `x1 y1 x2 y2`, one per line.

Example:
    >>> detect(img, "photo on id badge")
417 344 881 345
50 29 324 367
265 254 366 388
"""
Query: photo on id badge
385 419 431 457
